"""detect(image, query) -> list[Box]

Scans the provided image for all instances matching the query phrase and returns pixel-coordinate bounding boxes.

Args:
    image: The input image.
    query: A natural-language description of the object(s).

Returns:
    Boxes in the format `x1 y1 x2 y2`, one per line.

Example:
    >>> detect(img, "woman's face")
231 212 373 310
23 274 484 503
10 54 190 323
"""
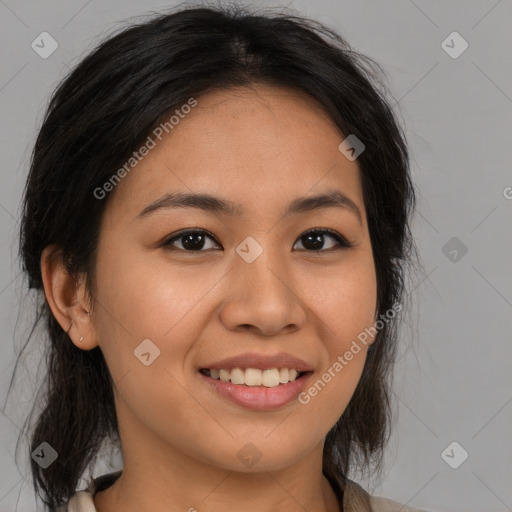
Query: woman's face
85 84 377 472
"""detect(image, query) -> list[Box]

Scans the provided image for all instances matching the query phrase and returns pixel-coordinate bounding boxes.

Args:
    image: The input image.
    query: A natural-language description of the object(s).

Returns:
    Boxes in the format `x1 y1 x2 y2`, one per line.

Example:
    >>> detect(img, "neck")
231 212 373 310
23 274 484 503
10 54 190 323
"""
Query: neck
93 404 341 512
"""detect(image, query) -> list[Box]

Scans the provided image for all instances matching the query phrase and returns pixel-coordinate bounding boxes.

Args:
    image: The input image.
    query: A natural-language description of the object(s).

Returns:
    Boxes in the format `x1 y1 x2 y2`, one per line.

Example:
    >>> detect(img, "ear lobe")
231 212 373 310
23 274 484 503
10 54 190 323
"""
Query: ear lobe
40 244 99 350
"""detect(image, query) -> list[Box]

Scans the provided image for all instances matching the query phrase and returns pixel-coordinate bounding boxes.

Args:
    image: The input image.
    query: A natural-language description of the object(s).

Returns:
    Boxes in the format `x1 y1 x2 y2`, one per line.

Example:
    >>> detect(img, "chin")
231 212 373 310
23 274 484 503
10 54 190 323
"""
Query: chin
203 438 314 473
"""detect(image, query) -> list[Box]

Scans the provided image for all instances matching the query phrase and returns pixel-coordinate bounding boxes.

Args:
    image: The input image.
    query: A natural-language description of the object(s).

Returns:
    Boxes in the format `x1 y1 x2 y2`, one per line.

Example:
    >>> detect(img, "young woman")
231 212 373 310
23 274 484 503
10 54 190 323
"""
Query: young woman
15 3 427 511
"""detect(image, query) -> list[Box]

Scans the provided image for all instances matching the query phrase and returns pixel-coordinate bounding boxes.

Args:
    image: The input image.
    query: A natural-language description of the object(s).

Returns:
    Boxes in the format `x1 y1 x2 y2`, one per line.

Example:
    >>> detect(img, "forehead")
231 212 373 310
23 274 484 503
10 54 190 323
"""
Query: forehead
104 84 365 223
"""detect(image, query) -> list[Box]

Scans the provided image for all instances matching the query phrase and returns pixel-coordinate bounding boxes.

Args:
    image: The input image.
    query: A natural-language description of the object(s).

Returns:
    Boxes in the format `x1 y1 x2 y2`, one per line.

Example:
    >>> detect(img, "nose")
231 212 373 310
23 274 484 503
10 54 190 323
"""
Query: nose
219 248 307 337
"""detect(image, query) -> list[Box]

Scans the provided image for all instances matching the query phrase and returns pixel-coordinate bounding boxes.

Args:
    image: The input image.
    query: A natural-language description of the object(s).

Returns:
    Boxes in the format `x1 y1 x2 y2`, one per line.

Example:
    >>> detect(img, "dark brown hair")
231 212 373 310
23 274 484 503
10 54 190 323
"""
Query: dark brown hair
10 2 418 509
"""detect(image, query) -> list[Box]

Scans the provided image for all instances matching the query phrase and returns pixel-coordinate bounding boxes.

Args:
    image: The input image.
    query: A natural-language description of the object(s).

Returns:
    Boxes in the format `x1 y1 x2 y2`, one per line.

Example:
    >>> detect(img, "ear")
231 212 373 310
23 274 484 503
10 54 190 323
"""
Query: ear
40 244 99 351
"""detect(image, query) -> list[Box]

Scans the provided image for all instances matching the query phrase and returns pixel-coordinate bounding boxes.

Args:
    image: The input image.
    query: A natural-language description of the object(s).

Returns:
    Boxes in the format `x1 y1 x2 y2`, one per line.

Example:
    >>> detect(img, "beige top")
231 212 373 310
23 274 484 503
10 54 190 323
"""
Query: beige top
57 470 431 512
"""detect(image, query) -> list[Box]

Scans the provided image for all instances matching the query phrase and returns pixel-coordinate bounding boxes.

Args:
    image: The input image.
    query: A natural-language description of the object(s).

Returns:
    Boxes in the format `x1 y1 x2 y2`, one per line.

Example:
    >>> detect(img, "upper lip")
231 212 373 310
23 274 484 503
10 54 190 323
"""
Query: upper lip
201 352 314 372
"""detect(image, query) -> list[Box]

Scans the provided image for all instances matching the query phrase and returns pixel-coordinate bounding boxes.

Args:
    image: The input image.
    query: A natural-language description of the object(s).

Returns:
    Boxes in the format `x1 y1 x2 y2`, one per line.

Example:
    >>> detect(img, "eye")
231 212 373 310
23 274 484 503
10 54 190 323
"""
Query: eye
162 229 221 252
161 228 352 253
293 228 352 252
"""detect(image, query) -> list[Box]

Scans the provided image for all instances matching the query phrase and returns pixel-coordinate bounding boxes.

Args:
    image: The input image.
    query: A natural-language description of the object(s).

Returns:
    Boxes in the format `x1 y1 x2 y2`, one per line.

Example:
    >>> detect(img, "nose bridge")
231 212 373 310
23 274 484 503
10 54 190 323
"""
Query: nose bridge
245 249 285 294
219 235 306 335
238 235 291 299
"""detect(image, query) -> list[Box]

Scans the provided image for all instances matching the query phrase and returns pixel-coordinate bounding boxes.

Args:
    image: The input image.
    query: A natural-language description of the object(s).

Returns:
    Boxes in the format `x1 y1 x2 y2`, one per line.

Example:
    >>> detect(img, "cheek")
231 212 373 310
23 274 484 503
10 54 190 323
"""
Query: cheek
298 277 374 432
90 246 214 435
310 253 377 339
299 255 376 422
90 239 214 387
94 238 214 334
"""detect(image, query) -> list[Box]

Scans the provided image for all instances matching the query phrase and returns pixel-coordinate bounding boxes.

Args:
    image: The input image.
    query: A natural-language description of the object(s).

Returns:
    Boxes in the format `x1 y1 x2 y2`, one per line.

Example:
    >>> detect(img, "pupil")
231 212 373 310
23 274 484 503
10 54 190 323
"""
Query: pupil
183 233 205 250
303 232 323 250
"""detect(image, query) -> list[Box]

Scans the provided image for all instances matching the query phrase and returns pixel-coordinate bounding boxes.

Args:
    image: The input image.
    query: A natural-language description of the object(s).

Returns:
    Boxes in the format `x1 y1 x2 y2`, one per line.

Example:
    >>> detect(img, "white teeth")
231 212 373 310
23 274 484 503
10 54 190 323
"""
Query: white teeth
205 367 303 387
244 368 262 386
230 368 245 385
262 368 280 387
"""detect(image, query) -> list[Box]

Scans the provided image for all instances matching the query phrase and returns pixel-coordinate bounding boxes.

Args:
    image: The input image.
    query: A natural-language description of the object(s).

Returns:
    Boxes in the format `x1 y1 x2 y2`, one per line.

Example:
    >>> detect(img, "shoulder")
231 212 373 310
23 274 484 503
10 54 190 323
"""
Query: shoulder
370 494 431 512
369 495 431 512
60 489 97 512
343 478 432 512
54 470 122 512
55 489 97 512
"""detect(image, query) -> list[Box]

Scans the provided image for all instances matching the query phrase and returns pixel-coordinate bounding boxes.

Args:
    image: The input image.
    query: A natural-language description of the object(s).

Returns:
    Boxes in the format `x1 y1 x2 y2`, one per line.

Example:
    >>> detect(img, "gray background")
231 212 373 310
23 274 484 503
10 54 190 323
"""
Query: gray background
1 1 511 511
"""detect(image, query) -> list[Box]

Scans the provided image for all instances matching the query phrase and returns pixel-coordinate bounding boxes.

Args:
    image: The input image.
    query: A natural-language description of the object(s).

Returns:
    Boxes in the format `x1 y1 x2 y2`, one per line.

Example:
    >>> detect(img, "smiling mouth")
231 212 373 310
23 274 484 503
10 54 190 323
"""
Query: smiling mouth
200 368 309 387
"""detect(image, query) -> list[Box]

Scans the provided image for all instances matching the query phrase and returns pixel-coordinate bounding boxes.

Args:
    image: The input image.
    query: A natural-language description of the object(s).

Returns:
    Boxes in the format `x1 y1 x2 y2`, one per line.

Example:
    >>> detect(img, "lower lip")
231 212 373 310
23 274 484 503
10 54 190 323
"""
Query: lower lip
199 371 313 410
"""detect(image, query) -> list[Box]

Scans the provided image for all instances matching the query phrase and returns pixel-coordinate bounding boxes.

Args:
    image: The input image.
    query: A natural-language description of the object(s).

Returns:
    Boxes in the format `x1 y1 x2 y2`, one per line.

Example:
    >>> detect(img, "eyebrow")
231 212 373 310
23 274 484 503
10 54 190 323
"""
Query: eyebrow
136 189 362 225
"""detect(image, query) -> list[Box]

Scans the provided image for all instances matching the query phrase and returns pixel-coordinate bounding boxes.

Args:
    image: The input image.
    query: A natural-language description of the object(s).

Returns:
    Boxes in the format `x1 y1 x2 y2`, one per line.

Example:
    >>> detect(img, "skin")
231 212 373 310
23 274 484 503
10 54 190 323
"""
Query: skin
41 84 378 512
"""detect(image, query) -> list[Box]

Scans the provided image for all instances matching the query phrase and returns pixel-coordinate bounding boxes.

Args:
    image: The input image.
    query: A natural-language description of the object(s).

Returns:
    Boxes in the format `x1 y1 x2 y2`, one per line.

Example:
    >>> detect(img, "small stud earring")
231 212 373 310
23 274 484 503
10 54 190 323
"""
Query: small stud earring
79 336 84 342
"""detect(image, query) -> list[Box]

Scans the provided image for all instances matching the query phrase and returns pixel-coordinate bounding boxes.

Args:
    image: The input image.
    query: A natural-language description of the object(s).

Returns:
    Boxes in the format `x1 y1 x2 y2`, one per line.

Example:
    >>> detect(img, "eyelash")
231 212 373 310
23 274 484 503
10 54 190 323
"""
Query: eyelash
160 228 353 253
